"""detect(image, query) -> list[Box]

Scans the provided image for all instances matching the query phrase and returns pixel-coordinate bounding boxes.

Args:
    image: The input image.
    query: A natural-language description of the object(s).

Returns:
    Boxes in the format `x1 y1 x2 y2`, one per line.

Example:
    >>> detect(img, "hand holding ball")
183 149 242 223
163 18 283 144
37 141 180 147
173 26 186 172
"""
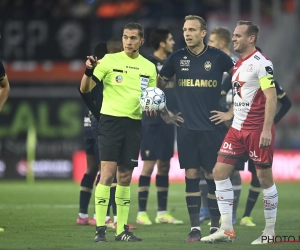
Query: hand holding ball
140 87 166 112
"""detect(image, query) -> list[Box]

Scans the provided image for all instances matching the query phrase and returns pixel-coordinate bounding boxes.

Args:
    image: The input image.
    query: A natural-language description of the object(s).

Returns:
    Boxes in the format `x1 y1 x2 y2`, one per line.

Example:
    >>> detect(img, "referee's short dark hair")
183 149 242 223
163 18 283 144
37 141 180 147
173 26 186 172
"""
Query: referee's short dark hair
123 22 144 38
149 28 170 51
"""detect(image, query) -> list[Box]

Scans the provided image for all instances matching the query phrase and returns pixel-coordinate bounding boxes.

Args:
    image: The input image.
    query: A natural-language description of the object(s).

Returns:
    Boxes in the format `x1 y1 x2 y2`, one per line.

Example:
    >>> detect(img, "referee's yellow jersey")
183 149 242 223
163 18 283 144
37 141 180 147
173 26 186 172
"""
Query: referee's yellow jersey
94 51 157 120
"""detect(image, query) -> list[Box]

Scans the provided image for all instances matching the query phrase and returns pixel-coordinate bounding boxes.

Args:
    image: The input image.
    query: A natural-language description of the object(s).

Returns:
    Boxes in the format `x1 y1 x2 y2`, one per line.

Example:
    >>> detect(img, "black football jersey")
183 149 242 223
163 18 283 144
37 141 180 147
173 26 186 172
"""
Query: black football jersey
159 46 234 130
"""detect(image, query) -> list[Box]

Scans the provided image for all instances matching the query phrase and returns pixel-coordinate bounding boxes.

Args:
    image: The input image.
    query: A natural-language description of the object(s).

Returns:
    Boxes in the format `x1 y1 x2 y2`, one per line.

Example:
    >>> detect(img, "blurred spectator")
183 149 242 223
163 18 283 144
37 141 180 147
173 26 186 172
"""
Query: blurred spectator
52 0 71 18
283 0 296 13
70 0 93 18
96 0 142 18
32 0 56 18
10 0 31 19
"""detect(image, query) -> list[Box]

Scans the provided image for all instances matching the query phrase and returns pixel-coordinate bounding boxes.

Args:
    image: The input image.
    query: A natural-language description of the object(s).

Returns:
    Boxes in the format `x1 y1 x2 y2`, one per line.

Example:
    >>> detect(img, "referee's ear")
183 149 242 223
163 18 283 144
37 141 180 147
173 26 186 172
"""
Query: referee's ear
140 38 145 46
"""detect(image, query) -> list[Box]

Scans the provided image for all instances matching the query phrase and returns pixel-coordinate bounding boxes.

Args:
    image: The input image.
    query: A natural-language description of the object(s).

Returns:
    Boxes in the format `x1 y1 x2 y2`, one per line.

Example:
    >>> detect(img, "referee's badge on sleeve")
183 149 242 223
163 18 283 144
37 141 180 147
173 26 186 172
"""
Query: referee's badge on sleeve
140 76 149 90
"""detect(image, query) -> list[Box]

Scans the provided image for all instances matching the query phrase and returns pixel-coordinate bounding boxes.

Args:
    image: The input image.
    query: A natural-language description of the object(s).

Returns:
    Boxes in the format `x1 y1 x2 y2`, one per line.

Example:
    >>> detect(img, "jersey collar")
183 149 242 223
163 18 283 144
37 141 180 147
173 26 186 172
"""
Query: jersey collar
186 45 208 57
241 49 257 61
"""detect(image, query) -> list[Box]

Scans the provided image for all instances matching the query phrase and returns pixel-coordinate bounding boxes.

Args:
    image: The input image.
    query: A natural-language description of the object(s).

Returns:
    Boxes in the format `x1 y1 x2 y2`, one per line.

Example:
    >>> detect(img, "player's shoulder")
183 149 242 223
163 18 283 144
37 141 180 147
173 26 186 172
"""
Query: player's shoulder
206 45 228 57
102 51 123 61
169 47 189 58
147 55 163 65
139 54 156 67
251 51 273 66
229 53 239 63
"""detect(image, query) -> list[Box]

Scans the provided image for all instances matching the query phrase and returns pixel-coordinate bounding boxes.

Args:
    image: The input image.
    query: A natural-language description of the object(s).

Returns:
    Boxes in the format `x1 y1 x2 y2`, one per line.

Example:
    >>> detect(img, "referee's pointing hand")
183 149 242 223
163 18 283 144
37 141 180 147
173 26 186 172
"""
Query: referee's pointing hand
86 55 98 69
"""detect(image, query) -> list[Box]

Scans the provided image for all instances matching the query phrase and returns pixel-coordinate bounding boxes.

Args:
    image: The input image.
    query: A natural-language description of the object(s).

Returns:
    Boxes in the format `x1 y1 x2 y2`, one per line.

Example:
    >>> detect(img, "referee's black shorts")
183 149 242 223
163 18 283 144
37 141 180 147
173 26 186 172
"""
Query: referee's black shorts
98 114 141 169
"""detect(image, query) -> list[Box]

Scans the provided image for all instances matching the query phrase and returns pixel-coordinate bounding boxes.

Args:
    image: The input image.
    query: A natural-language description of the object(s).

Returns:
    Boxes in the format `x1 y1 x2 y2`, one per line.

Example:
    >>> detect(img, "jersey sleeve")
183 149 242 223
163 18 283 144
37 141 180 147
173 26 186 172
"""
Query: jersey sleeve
274 80 286 99
258 61 275 90
158 54 175 80
220 52 234 73
0 61 6 81
93 55 111 83
221 74 232 96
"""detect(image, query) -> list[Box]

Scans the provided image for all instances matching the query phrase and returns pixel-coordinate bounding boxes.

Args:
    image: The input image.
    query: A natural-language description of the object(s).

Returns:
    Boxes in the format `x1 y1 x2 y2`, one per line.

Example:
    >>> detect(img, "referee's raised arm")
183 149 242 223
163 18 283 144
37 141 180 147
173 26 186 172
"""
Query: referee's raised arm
80 55 98 93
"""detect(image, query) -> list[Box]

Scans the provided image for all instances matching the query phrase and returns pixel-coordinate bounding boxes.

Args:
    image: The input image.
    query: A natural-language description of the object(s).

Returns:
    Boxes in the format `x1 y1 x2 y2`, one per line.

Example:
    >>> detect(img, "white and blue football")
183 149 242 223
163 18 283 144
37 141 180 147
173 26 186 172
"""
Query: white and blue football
140 87 166 111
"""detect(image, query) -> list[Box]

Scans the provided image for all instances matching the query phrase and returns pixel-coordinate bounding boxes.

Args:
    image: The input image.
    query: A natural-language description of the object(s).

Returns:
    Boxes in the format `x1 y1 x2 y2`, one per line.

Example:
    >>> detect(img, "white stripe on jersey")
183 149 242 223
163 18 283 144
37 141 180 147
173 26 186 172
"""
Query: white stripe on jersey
231 51 273 131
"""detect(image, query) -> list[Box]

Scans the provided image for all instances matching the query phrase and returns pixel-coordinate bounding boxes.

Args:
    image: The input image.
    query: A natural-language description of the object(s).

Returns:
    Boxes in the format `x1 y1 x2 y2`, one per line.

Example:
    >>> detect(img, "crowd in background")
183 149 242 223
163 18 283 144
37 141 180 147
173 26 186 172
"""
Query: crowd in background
0 0 295 19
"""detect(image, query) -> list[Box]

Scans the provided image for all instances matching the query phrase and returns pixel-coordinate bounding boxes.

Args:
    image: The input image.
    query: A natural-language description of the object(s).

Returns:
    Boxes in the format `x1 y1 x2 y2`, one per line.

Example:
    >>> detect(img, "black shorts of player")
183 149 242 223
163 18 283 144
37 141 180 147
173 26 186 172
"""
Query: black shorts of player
83 125 97 156
98 114 142 169
247 159 256 174
177 127 223 172
141 123 175 161
235 160 245 171
90 115 100 163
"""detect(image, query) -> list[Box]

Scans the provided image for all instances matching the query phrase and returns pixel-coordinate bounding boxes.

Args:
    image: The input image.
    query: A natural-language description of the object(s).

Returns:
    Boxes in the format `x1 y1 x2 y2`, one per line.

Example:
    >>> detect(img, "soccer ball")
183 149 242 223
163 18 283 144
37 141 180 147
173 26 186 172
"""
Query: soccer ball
140 87 166 111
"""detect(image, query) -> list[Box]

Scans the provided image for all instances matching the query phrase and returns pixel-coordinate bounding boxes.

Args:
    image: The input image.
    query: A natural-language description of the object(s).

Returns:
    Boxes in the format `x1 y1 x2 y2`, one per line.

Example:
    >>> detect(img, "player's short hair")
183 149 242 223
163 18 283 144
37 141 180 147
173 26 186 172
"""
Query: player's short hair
185 15 207 31
149 28 171 51
107 37 122 53
237 20 260 43
94 42 107 59
210 27 231 47
123 22 144 38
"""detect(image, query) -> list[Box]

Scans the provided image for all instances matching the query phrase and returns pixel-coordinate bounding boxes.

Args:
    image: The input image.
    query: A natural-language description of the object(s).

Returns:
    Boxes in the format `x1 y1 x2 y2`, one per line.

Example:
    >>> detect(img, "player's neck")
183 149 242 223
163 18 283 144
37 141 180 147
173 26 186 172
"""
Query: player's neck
153 49 167 61
188 42 205 55
125 51 139 59
240 47 256 59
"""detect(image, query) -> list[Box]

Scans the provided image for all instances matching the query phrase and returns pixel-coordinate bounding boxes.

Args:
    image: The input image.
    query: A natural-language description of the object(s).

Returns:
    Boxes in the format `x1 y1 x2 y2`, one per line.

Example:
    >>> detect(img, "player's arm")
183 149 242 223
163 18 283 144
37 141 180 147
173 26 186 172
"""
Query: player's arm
157 75 169 90
210 106 234 125
155 55 185 125
157 76 184 126
259 65 277 148
221 74 233 94
0 62 10 112
227 67 234 76
273 80 292 124
80 55 98 93
156 54 175 90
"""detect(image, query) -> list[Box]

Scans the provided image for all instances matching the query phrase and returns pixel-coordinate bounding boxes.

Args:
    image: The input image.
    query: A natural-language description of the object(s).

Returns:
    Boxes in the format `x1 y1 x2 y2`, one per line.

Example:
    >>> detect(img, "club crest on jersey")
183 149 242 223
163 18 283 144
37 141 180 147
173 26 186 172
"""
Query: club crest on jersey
246 64 254 72
115 75 123 83
204 61 211 71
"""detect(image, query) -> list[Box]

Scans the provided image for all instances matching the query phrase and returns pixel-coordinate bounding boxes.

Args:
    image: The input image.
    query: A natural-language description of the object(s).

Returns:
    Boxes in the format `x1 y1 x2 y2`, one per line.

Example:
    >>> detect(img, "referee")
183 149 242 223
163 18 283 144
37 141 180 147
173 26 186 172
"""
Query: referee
80 22 157 242
0 60 10 112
